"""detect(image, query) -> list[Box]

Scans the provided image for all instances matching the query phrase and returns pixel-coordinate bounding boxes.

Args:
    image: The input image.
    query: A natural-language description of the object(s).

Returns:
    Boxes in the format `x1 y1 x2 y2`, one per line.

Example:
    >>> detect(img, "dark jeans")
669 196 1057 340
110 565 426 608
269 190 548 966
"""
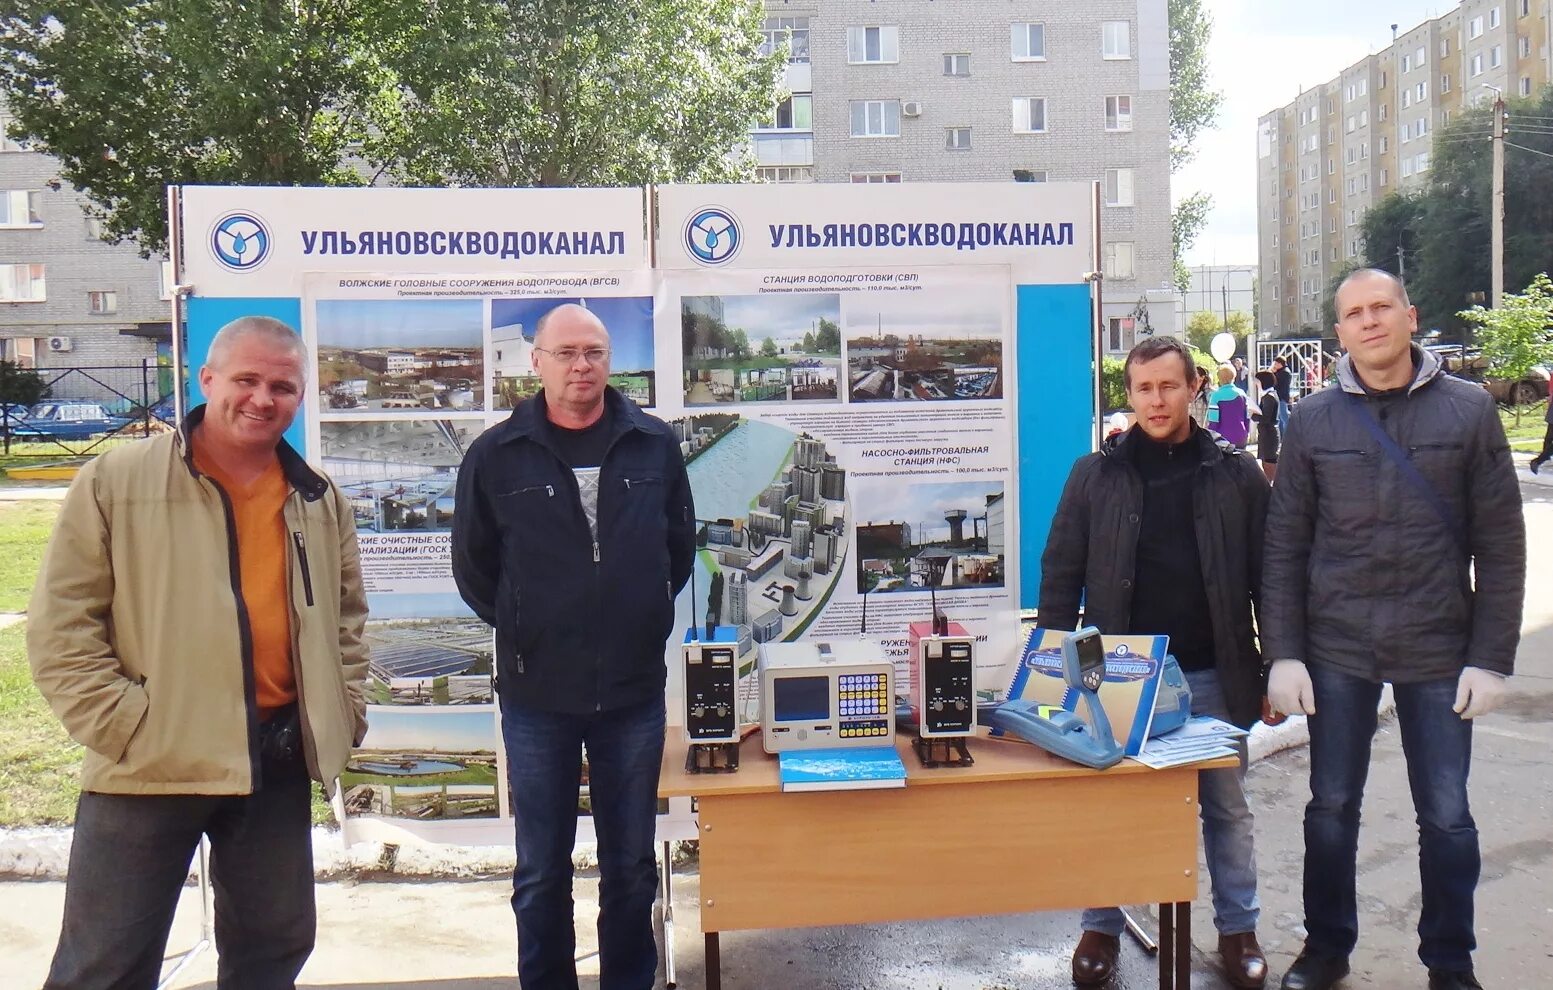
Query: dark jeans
501 695 666 990
1303 664 1479 971
1536 422 1553 461
45 757 315 990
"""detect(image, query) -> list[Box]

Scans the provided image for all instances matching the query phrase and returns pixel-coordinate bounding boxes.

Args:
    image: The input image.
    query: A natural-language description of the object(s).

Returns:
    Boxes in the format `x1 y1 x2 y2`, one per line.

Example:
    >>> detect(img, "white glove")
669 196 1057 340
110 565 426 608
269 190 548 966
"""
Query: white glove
1267 659 1316 716
1452 667 1507 720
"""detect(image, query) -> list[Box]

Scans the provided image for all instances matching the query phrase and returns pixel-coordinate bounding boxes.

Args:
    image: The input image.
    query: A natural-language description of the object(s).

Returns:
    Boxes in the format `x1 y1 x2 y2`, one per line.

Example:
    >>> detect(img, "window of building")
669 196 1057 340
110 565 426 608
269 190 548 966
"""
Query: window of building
944 53 970 76
1490 45 1502 68
1441 38 1450 57
1011 23 1046 61
1328 188 1336 204
760 17 810 62
0 190 41 227
1380 103 1388 121
1360 109 1368 127
850 100 901 137
946 127 972 150
1520 0 1531 17
1347 115 1356 133
1346 84 1355 103
1380 168 1389 186
1104 241 1135 279
87 290 117 315
757 165 815 183
0 263 45 301
763 94 813 131
1520 36 1532 58
1522 75 1534 96
1417 151 1430 172
1012 169 1048 182
850 172 903 183
1105 96 1133 131
847 25 899 64
1490 6 1501 29
1402 53 1412 73
1416 46 1427 68
1360 78 1368 96
1103 168 1135 207
1361 173 1369 191
1470 16 1484 39
1417 81 1427 100
1441 73 1451 93
1011 97 1048 133
1403 157 1414 177
85 216 105 239
1403 89 1412 109
1102 21 1131 59
1327 158 1335 174
1471 53 1484 77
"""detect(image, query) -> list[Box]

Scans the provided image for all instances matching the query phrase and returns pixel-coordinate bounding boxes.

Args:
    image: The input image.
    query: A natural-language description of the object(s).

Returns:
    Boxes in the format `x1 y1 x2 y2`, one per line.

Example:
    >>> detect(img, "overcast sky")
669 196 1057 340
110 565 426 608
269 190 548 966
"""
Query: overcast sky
1179 0 1446 266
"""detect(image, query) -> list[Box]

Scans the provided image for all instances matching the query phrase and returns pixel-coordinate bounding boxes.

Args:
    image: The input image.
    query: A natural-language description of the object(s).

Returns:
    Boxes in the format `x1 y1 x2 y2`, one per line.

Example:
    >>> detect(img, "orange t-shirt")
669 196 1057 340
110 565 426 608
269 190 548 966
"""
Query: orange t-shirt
193 450 296 710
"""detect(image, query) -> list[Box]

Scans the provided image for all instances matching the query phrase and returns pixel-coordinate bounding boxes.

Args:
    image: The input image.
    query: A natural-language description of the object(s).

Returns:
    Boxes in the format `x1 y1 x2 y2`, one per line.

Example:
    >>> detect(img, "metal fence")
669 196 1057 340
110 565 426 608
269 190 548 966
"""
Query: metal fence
1 361 177 457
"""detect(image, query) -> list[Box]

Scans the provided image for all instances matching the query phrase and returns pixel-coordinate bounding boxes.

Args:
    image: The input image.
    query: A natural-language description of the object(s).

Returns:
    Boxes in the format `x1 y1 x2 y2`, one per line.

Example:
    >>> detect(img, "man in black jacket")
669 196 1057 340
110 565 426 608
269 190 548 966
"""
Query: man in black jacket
1041 335 1271 988
453 303 695 990
1265 270 1525 990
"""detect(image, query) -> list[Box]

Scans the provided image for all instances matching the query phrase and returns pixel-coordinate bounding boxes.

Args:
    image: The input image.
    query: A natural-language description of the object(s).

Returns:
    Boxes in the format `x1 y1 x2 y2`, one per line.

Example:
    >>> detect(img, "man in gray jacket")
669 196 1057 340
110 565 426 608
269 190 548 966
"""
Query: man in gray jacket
1264 270 1525 990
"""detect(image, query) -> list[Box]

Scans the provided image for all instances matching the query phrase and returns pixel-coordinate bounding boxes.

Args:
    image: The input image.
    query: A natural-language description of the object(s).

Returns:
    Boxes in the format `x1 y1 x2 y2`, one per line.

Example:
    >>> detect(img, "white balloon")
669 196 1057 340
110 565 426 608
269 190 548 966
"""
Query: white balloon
1210 331 1236 363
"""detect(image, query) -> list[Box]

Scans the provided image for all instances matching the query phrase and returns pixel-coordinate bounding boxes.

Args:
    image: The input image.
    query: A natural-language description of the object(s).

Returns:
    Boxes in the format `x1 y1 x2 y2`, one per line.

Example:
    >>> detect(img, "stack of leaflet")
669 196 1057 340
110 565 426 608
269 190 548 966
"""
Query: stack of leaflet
1133 714 1246 770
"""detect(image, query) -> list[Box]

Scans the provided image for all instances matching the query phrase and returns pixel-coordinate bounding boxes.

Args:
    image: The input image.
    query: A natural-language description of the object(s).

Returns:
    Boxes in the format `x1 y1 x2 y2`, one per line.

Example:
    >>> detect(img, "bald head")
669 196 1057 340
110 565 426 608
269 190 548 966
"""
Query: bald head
534 303 609 349
1335 268 1410 314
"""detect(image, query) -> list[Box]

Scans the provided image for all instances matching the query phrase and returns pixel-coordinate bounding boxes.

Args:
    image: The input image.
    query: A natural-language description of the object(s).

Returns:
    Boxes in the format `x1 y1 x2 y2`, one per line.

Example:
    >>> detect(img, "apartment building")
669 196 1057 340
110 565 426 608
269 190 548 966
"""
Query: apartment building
1256 0 1552 336
0 107 169 379
756 1 1177 351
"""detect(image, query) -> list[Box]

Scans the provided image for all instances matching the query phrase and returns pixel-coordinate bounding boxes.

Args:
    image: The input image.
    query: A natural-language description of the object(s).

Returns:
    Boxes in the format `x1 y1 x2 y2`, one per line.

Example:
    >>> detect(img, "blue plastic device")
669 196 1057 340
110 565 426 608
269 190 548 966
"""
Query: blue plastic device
983 626 1126 769
1149 654 1192 738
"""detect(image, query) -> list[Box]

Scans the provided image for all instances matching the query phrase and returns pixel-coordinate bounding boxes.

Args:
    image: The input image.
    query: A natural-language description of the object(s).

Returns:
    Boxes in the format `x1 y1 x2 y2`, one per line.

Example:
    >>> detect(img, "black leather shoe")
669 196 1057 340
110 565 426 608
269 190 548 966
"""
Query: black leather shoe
1071 930 1120 986
1218 931 1269 988
1279 945 1349 990
1428 969 1485 990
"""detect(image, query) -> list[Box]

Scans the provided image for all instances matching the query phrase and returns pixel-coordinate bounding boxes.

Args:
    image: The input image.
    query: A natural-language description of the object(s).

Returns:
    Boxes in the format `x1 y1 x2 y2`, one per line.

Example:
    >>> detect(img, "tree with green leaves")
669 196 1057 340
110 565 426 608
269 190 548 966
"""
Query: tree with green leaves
1185 310 1252 355
0 0 780 256
1458 272 1553 426
813 317 840 353
760 337 778 359
1167 0 1223 291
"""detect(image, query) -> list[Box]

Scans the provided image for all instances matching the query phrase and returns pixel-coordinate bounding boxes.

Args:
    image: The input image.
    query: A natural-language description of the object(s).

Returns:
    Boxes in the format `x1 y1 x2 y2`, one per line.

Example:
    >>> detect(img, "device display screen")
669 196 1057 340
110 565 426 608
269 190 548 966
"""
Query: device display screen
773 676 830 722
1074 634 1104 677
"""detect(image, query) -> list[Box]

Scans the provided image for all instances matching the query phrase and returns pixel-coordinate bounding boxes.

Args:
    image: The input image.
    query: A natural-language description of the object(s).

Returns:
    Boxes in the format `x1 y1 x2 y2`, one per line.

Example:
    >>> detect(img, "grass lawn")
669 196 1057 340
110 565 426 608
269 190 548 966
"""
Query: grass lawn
0 501 59 612
1501 401 1549 451
0 623 82 825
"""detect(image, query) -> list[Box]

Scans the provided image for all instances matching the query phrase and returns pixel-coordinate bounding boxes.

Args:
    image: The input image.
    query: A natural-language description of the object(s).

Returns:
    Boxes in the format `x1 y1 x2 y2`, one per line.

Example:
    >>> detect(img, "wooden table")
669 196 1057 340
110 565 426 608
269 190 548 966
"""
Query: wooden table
659 729 1237 989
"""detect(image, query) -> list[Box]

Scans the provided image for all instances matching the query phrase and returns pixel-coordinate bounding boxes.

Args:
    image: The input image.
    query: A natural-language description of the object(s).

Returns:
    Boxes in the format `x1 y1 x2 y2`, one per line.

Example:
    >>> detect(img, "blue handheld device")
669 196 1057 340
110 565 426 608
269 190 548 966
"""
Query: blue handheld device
983 627 1126 769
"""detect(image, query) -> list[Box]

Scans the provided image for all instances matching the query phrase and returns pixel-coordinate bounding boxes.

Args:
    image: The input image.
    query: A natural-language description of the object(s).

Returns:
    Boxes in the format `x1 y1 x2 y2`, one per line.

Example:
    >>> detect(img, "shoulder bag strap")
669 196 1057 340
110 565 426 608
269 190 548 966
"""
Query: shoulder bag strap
1341 390 1467 554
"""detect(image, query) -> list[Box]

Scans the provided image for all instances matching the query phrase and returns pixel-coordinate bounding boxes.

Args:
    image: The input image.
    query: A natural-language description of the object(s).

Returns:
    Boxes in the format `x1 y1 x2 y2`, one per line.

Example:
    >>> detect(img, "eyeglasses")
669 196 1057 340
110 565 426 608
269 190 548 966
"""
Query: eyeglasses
535 346 610 365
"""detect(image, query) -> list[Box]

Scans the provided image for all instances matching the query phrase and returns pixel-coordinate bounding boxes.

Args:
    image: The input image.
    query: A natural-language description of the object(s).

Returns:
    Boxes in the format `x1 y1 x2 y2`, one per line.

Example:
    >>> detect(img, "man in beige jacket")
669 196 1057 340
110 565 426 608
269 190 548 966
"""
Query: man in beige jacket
28 316 369 990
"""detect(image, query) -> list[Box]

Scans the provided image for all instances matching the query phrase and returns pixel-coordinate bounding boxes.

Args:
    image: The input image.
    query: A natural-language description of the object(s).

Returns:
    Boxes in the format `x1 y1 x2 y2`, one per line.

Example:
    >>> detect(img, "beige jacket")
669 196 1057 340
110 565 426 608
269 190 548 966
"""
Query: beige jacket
27 410 369 796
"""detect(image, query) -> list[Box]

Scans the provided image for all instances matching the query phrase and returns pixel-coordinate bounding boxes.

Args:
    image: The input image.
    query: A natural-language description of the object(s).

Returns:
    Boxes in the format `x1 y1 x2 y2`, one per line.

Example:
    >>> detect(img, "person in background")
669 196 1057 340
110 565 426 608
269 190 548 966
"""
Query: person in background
1252 369 1281 483
1271 356 1294 436
1232 355 1250 392
1529 397 1552 474
1190 364 1212 427
1042 335 1271 990
1208 363 1252 448
29 316 369 989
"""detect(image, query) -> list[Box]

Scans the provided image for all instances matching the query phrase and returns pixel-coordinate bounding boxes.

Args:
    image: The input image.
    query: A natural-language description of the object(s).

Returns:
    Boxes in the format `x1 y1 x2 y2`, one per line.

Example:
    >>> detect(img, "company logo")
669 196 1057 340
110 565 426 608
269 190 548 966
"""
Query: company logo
684 207 741 266
210 211 272 272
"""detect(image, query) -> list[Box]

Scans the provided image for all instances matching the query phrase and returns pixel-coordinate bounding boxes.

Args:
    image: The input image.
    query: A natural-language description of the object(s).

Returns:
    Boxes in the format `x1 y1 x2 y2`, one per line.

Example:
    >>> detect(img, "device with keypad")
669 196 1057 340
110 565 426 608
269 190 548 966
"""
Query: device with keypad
759 639 896 753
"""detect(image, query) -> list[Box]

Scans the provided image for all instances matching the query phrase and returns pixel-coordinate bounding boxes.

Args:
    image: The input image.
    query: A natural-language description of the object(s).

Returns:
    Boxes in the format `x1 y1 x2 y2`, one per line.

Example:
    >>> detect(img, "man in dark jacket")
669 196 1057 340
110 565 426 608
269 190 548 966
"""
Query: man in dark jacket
453 303 695 990
1041 335 1271 989
1264 270 1525 990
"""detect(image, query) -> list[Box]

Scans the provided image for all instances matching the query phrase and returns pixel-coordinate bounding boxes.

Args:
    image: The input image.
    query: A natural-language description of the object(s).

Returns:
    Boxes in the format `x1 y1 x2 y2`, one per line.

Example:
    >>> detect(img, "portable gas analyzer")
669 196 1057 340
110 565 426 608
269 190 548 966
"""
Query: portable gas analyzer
906 618 977 739
682 625 742 772
759 639 895 754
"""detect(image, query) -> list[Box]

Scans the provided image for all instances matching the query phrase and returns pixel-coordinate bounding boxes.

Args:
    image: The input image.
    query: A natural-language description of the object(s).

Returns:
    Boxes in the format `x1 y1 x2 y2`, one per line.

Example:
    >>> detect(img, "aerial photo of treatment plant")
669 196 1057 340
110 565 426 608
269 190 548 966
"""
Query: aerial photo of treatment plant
315 298 484 411
846 291 1004 402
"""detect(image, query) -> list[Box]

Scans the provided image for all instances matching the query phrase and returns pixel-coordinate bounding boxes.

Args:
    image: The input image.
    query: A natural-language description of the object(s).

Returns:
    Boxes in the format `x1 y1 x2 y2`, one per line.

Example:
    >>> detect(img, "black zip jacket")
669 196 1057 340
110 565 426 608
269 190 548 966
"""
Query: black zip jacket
452 387 695 714
1037 426 1271 727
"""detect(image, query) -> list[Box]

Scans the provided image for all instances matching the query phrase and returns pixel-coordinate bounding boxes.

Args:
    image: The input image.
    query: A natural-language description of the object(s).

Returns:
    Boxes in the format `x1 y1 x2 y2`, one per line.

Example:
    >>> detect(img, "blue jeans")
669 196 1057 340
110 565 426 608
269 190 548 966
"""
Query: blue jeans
1302 664 1478 970
45 757 315 990
1082 669 1260 937
501 695 666 990
1277 397 1291 437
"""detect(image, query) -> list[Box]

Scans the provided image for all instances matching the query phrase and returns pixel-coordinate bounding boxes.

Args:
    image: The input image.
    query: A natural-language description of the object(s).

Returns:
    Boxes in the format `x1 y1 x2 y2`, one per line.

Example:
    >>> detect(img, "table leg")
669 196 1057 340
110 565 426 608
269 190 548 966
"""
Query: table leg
660 842 677 989
1174 902 1190 988
1157 903 1174 988
704 931 721 990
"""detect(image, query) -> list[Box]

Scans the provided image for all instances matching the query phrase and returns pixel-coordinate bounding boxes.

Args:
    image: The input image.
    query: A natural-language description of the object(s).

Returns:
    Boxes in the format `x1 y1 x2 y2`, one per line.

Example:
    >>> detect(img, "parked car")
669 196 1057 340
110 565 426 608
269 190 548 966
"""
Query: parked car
1483 365 1551 405
8 401 134 440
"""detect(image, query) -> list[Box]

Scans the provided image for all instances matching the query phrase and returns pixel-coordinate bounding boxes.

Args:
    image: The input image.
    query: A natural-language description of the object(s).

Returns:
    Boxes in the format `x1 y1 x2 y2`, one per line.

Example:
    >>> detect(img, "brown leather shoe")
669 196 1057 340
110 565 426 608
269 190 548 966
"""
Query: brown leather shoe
1219 931 1269 989
1071 930 1120 986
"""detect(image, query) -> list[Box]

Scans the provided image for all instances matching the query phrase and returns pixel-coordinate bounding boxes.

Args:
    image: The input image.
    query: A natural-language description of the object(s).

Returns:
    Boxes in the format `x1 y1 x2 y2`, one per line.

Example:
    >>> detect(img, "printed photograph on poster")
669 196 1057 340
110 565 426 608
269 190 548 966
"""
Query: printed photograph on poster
682 293 841 405
322 419 483 534
364 619 494 707
846 292 1004 402
341 708 499 821
315 299 484 412
669 413 849 664
490 296 655 408
855 480 1006 593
